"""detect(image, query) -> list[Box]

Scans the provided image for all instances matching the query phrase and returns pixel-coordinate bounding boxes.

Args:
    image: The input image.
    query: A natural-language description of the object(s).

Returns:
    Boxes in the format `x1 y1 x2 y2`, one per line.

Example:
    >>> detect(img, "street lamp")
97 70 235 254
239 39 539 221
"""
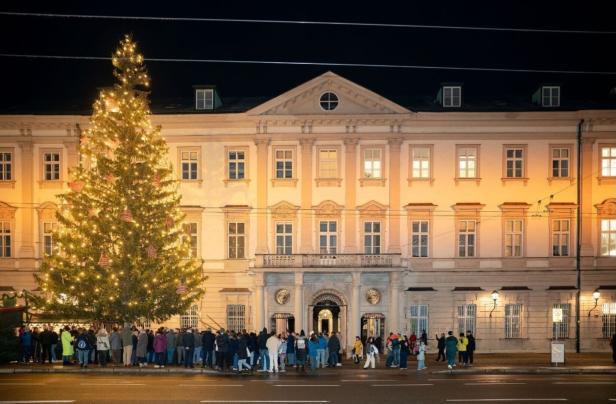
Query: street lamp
489 290 499 318
588 289 601 317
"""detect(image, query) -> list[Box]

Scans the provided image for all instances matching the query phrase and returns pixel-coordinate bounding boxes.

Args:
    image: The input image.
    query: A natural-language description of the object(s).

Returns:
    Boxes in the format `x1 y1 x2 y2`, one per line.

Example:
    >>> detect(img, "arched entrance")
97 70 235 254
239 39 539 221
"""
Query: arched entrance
271 313 295 334
361 313 386 351
308 289 347 348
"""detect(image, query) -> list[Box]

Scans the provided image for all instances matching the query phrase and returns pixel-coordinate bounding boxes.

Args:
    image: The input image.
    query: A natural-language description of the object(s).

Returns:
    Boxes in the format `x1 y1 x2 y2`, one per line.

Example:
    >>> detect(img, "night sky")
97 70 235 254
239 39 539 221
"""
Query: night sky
1 1 615 113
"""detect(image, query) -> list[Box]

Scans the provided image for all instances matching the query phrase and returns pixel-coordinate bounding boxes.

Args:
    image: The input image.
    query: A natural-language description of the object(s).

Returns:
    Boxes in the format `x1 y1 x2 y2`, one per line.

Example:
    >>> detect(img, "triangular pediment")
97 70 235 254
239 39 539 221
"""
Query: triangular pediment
247 71 411 116
358 200 388 217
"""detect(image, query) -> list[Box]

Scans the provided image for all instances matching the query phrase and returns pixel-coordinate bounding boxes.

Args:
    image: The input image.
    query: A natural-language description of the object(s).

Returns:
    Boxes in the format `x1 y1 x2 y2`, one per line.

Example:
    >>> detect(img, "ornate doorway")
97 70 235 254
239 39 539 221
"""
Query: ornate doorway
308 289 347 348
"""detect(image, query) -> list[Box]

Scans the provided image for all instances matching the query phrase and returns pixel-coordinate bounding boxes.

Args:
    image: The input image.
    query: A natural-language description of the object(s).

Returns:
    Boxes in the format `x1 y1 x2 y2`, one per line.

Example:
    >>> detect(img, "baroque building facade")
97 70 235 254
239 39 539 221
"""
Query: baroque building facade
1 72 615 353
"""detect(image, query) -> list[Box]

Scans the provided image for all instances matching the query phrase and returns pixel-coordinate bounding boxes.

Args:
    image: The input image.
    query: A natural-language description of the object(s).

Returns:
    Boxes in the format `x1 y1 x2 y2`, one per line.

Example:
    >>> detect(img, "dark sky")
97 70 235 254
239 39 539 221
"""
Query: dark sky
1 1 615 112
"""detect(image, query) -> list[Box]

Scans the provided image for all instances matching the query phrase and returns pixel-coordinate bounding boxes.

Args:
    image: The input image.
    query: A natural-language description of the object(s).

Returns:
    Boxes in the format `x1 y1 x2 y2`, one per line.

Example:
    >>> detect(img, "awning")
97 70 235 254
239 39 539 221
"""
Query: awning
219 288 250 293
500 286 531 291
362 313 385 319
406 287 436 292
271 313 294 319
547 286 577 290
599 285 616 290
452 287 483 292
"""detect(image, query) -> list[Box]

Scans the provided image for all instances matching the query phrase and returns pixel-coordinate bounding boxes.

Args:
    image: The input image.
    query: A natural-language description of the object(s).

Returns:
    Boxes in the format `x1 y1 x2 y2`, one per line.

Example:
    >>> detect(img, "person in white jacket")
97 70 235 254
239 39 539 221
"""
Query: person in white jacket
266 332 282 373
363 337 379 369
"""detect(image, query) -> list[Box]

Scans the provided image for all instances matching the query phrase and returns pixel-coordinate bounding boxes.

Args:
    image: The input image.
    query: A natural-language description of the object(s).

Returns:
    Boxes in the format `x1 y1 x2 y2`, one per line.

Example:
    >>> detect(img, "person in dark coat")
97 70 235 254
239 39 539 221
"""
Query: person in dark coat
39 326 53 364
435 333 446 362
237 333 251 372
257 328 269 371
610 333 616 364
147 329 155 364
399 335 410 370
286 332 296 367
229 331 239 370
295 330 307 371
445 331 458 370
466 331 476 366
50 327 59 362
182 329 195 368
202 328 215 368
248 332 258 367
327 331 341 367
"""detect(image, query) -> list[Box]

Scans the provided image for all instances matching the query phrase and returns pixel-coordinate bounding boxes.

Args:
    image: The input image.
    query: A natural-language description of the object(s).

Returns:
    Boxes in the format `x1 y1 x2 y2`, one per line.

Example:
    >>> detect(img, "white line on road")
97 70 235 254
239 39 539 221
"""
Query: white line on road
446 400 568 402
200 401 330 403
340 379 397 382
0 383 46 386
464 382 527 385
372 383 434 387
178 384 244 387
553 382 616 385
79 383 146 386
0 401 75 404
273 385 340 387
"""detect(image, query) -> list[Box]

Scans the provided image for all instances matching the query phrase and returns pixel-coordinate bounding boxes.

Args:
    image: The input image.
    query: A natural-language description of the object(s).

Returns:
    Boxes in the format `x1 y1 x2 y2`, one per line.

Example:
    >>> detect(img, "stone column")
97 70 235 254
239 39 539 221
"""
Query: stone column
343 138 358 252
254 138 270 254
17 141 34 258
254 273 265 330
294 272 304 332
388 138 402 253
64 140 79 178
579 137 595 256
350 272 361 353
388 271 400 333
299 138 315 253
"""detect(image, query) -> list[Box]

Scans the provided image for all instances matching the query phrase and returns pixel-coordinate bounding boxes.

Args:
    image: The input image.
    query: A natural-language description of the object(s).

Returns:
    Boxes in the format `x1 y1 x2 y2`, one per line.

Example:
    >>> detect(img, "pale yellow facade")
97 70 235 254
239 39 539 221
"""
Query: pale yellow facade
1 72 615 353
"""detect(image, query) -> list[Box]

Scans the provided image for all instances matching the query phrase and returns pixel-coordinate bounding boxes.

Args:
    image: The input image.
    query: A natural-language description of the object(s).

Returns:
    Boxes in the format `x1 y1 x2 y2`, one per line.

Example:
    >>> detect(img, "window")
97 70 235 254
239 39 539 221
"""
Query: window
228 222 245 259
228 150 246 180
542 86 560 107
411 220 429 257
409 304 429 336
551 147 570 178
276 223 292 255
275 149 293 179
457 304 476 335
443 86 461 107
180 150 199 180
602 302 616 338
505 303 523 338
363 148 382 178
364 221 381 255
600 219 616 256
43 152 60 181
183 222 198 258
601 146 616 177
195 89 214 110
552 303 570 339
227 304 246 332
319 221 337 254
505 147 524 178
457 220 476 257
43 222 58 256
318 149 338 178
552 219 570 256
0 152 12 181
0 221 10 257
411 147 430 179
458 147 478 178
180 304 199 328
319 92 339 111
504 219 523 257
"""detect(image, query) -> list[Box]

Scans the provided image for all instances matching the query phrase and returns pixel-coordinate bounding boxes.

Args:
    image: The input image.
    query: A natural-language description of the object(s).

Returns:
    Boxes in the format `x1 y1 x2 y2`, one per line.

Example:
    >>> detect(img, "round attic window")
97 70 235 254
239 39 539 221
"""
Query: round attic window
319 92 339 111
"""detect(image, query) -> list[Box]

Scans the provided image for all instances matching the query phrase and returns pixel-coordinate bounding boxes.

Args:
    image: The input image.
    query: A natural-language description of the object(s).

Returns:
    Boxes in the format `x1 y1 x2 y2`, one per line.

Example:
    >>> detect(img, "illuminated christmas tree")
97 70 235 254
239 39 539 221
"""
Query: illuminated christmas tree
34 35 204 323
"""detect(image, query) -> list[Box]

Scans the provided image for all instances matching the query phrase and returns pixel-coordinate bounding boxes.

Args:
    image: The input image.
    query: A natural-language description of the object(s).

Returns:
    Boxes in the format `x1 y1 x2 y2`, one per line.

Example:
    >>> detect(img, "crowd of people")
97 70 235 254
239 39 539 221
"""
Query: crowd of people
16 324 477 372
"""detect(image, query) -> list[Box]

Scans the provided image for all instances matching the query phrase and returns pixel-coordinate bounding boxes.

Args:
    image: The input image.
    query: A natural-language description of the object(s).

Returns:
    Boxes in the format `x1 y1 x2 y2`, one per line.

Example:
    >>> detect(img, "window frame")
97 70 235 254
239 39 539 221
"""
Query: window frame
411 219 430 258
600 218 616 257
316 146 341 180
363 220 382 255
319 92 339 111
318 220 338 254
408 144 433 183
183 222 199 258
271 146 297 186
224 146 249 184
360 144 387 186
552 302 570 339
541 86 560 107
504 218 524 257
502 145 528 181
40 149 62 182
195 88 214 110
0 148 14 183
599 144 616 181
602 302 616 339
42 221 58 256
442 86 462 108
457 219 477 258
227 221 246 259
180 304 199 328
408 304 429 336
457 304 477 336
455 144 480 181
177 146 202 182
504 303 523 338
226 304 246 332
0 220 11 258
275 222 293 255
551 218 570 257
549 144 573 180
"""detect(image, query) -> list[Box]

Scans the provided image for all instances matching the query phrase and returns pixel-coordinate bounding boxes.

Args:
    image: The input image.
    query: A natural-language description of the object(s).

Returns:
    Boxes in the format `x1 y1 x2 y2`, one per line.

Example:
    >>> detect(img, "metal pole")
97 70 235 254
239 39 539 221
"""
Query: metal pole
575 119 584 354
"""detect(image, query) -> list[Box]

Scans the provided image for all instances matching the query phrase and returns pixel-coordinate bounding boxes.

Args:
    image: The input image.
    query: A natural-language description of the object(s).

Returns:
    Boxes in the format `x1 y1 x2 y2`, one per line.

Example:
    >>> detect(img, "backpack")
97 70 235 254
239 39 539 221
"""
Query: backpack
77 337 88 350
296 338 306 350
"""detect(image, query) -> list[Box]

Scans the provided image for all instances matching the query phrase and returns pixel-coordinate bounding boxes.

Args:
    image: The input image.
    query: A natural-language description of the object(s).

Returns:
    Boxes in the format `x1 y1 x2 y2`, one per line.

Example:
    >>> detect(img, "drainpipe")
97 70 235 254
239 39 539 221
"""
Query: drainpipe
575 118 584 354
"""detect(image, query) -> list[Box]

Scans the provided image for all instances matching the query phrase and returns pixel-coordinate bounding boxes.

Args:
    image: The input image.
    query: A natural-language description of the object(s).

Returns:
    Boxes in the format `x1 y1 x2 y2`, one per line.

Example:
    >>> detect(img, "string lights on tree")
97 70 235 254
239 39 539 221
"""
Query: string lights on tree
33 34 204 323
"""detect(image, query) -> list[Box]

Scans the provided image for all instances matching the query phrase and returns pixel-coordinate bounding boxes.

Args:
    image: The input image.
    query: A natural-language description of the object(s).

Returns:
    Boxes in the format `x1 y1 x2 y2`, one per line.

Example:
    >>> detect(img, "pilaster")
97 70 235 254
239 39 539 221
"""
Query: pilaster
388 138 402 253
580 137 595 256
254 138 270 254
299 138 315 253
343 138 358 252
17 141 34 257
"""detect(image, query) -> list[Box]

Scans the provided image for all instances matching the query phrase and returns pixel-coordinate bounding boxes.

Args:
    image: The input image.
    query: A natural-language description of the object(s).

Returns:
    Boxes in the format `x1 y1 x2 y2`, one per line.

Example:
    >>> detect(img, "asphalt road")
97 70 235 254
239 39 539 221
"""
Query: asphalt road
0 371 615 403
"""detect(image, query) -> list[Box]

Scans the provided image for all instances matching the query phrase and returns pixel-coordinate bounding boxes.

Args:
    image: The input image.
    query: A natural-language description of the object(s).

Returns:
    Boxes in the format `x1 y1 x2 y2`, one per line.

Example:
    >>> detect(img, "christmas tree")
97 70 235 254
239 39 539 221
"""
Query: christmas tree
34 35 204 323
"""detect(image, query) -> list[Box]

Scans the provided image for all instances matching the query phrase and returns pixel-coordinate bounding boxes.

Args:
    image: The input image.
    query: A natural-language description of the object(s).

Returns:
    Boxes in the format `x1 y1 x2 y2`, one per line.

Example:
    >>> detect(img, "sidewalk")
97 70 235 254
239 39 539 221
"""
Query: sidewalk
1 353 615 375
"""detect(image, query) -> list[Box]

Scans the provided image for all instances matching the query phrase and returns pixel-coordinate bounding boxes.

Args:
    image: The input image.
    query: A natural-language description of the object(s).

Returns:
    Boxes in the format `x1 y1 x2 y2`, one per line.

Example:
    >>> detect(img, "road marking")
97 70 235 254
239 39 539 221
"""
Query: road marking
273 384 340 387
0 401 75 404
79 383 146 386
0 383 46 386
372 383 434 387
446 400 568 402
200 401 330 403
340 379 397 382
178 384 244 387
553 382 616 385
464 382 527 385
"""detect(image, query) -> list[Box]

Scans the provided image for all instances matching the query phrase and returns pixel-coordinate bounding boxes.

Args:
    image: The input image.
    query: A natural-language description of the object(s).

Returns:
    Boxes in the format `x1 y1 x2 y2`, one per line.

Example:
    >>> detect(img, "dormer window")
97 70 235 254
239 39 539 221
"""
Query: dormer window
542 86 560 107
443 86 462 108
195 88 214 110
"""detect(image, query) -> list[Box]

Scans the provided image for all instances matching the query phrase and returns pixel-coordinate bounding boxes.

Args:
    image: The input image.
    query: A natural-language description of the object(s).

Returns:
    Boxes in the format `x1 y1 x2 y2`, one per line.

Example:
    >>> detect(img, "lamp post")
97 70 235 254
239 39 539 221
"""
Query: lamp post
489 290 499 318
588 289 600 317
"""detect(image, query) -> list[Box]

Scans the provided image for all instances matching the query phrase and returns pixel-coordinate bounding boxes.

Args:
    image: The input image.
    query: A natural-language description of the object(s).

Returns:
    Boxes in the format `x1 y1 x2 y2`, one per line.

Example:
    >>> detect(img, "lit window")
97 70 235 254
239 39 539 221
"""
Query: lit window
318 149 338 178
180 151 199 180
411 147 430 179
195 89 214 110
458 147 478 178
228 222 245 259
542 86 560 107
275 223 292 255
43 152 60 181
411 220 429 257
505 304 523 338
504 219 523 257
505 147 524 178
552 219 570 256
443 86 462 108
275 149 293 179
458 304 476 335
0 152 12 181
319 221 337 254
227 304 246 332
364 221 381 255
183 222 198 258
319 92 339 111
0 221 10 257
552 303 570 339
409 304 429 336
600 219 616 256
363 148 382 178
603 302 616 338
551 147 570 177
43 222 58 256
601 146 616 177
180 305 199 328
228 150 246 180
457 220 476 257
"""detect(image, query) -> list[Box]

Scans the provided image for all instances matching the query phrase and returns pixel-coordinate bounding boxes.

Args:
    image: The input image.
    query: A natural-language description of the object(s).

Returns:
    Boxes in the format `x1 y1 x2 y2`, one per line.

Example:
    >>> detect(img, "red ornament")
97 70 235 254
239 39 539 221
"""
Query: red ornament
176 284 187 295
120 209 133 222
146 245 157 258
153 174 161 188
88 208 98 218
69 180 85 192
98 253 110 268
165 216 174 230
105 174 117 184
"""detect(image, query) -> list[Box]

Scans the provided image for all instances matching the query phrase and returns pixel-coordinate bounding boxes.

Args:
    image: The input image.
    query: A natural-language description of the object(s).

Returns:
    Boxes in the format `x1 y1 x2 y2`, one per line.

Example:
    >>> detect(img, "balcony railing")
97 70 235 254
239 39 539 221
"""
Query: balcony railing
256 253 401 268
